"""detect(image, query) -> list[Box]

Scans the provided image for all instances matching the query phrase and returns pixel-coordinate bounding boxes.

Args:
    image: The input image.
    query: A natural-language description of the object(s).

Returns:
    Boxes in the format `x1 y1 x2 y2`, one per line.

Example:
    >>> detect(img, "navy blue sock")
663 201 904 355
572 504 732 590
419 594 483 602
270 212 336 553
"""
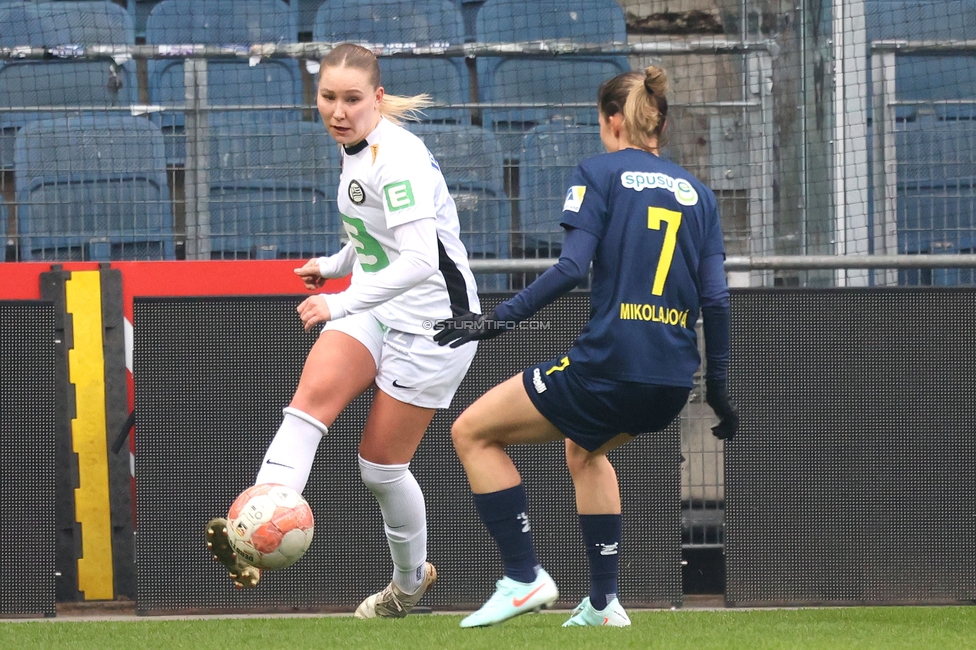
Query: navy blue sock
473 485 539 583
579 514 621 610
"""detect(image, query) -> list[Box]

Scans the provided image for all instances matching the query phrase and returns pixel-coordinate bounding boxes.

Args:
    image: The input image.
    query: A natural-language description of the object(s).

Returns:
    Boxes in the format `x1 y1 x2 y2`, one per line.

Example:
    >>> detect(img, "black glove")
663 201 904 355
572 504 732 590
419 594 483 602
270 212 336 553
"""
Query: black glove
433 310 512 348
705 379 739 441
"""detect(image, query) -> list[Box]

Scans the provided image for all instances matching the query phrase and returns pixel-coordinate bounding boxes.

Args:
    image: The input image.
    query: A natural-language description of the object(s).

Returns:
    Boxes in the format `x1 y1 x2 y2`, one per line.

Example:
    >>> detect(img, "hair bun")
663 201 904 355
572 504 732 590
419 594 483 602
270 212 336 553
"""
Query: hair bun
643 65 668 98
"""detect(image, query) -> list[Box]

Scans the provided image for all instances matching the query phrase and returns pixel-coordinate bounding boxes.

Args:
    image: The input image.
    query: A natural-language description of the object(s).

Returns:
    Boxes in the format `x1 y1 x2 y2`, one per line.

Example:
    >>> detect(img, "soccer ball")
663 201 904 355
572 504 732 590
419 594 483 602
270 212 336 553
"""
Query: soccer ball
226 484 314 570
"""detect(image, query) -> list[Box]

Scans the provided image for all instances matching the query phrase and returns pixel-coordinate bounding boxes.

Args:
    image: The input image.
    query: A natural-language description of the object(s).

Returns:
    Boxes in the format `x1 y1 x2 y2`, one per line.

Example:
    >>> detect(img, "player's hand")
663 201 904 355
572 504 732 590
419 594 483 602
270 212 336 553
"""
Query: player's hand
297 295 332 332
433 310 511 348
705 379 739 441
294 258 326 291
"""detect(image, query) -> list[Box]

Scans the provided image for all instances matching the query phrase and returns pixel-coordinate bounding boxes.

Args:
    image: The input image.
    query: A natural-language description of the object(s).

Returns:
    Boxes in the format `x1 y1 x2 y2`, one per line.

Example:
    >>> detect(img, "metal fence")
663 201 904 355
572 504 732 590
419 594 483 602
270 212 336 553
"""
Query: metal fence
2 2 975 279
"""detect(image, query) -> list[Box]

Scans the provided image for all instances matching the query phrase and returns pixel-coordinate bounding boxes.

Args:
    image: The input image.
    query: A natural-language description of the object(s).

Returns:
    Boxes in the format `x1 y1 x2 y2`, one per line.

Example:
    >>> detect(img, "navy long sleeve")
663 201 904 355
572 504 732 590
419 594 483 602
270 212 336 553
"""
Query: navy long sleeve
699 253 730 381
493 227 598 323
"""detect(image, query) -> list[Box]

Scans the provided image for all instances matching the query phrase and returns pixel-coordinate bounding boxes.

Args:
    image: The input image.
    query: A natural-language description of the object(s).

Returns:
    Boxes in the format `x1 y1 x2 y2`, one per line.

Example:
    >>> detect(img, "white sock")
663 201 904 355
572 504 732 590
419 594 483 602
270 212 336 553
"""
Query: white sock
358 455 428 595
254 407 328 493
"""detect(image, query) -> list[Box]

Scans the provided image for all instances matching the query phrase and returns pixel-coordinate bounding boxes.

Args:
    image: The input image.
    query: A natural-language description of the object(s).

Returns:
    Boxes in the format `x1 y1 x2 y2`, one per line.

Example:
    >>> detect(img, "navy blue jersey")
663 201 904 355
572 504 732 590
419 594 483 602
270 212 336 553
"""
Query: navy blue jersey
560 148 726 387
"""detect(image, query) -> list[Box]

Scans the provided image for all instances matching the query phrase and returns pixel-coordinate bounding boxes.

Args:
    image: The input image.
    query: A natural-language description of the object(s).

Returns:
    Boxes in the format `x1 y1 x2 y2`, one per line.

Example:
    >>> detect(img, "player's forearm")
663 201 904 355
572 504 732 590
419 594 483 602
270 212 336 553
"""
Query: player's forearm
699 253 731 381
701 305 730 381
323 218 438 320
315 242 358 279
494 227 597 323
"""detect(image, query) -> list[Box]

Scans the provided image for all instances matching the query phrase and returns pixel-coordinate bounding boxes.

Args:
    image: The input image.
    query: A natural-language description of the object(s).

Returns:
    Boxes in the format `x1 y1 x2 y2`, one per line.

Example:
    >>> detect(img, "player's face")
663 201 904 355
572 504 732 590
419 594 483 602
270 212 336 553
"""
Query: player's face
317 65 384 145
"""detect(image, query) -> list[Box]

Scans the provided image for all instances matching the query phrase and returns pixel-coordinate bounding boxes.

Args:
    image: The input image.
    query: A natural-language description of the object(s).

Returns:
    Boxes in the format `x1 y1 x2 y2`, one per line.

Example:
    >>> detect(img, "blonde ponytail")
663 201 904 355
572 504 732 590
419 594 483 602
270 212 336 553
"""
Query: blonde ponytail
622 65 669 151
379 93 433 125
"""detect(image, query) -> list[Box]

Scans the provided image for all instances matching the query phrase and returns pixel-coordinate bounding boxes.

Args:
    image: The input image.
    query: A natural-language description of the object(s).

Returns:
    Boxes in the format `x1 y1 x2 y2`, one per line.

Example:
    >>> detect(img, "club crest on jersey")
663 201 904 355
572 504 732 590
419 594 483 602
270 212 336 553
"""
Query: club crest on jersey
348 179 366 204
563 185 586 212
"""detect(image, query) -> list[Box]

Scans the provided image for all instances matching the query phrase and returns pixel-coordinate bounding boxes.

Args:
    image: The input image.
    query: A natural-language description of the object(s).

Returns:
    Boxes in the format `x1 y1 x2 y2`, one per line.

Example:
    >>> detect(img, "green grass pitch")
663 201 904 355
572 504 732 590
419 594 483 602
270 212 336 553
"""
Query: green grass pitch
3 607 976 649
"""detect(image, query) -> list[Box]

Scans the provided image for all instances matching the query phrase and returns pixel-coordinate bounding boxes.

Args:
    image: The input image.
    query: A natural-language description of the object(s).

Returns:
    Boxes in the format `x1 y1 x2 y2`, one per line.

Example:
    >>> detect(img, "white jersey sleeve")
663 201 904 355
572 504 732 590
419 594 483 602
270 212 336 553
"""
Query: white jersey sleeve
323 217 438 320
315 242 358 279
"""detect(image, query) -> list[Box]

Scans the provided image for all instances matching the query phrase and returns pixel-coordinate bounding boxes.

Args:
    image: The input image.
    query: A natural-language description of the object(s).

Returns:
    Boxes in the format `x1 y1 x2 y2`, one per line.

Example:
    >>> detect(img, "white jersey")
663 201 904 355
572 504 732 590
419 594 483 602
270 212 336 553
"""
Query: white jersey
335 117 480 335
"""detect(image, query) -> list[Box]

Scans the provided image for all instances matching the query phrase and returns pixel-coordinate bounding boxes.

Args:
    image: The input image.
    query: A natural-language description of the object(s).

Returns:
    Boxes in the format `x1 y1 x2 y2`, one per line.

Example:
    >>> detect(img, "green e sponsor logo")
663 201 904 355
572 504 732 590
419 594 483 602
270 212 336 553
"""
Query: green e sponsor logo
384 180 415 212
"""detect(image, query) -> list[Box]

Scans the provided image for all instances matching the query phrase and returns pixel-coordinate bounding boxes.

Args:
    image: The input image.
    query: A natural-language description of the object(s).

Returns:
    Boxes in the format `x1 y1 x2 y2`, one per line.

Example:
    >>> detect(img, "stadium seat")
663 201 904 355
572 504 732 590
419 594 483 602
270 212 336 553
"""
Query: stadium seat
207 121 343 259
0 1 138 169
14 115 176 261
406 123 511 288
475 0 628 155
295 0 323 35
35 0 135 16
145 0 302 165
895 118 976 285
518 122 603 257
866 0 976 120
312 0 471 125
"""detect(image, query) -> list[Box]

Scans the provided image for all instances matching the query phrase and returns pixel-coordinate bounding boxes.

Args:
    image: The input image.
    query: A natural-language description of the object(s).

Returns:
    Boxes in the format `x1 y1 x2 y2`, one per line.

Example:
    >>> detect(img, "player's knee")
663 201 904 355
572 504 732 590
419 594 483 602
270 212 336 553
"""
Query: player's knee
564 438 597 477
450 411 478 456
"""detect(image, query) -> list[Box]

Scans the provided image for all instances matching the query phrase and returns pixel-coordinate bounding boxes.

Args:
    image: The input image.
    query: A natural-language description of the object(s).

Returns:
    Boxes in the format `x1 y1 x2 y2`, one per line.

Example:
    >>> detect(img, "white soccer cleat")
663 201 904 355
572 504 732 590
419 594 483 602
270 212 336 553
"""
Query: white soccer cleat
206 517 261 589
354 562 438 619
459 567 559 628
561 596 631 627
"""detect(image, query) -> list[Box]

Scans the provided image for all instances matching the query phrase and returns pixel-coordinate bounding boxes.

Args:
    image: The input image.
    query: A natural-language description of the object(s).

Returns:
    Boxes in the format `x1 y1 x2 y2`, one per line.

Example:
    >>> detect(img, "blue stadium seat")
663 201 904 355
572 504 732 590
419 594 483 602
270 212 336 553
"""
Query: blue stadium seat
132 0 161 37
14 115 176 261
518 122 603 256
0 1 138 168
145 0 302 164
406 123 510 288
895 118 976 285
475 0 628 154
866 0 976 120
35 0 135 18
313 0 471 125
208 122 342 259
296 0 323 35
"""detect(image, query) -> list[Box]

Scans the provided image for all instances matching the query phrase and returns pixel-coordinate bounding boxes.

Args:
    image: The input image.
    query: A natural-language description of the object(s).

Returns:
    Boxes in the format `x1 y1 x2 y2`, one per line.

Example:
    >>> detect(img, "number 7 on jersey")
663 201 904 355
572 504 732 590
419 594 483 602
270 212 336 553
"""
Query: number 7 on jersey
647 207 682 296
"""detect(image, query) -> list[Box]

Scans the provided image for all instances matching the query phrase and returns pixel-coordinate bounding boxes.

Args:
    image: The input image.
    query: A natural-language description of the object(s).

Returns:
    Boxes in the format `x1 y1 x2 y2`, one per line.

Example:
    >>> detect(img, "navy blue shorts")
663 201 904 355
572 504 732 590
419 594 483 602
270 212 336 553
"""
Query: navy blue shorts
522 355 690 452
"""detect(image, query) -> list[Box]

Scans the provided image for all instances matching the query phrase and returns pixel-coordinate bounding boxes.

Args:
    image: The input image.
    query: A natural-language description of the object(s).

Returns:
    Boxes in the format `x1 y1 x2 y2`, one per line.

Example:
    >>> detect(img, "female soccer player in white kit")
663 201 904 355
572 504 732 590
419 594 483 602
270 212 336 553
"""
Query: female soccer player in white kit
205 43 480 619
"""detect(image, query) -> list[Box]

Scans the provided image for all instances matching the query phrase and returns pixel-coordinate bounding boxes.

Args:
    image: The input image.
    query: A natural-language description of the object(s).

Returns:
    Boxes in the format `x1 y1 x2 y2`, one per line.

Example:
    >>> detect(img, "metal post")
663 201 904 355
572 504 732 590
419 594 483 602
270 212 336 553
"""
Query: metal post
871 51 898 286
833 0 870 286
746 51 774 287
184 58 210 260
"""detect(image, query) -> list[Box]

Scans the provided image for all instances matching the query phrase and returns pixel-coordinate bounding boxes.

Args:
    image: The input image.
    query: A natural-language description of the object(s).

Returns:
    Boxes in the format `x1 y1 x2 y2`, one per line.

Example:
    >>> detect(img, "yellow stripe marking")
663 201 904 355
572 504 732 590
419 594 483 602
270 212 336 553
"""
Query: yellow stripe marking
65 271 114 600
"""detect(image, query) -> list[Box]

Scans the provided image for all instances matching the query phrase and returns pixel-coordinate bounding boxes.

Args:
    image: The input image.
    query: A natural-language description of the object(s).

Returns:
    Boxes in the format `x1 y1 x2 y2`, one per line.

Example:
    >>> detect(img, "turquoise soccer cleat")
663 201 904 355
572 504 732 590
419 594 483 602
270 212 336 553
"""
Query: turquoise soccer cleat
460 567 559 628
562 596 632 627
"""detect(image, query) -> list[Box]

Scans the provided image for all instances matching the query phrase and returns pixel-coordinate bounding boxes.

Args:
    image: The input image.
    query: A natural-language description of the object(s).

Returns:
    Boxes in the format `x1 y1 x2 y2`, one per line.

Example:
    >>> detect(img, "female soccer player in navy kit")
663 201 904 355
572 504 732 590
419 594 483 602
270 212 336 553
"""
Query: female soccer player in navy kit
205 44 481 619
435 66 739 627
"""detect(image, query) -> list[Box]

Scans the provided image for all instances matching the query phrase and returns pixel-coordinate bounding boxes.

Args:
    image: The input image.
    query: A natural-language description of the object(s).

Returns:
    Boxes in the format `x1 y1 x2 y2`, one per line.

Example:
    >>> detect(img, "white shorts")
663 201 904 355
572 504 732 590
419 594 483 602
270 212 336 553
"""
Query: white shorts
323 310 477 409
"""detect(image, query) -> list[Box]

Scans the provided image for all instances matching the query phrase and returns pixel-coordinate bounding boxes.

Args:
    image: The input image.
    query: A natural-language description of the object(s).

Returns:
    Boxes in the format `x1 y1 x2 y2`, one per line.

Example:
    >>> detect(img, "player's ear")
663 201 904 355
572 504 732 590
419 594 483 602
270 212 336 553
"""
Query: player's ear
608 112 625 137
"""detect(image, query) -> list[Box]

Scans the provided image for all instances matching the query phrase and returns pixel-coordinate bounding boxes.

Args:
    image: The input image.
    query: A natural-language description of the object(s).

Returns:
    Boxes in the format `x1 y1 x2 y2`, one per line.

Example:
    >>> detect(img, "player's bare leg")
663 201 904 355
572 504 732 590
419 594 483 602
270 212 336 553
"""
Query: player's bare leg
289 330 378 427
452 374 565 493
355 391 439 619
